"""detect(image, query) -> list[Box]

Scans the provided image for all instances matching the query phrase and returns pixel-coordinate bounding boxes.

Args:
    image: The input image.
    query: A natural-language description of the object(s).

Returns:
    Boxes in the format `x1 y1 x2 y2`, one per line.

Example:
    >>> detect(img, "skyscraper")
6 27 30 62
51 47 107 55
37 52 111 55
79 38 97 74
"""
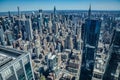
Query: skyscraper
6 30 14 46
53 6 57 22
0 25 5 46
38 9 43 34
80 5 101 80
25 19 33 41
88 4 91 19
17 6 20 18
48 16 52 33
103 28 120 80
17 6 21 31
54 6 56 18
8 11 11 19
34 38 41 57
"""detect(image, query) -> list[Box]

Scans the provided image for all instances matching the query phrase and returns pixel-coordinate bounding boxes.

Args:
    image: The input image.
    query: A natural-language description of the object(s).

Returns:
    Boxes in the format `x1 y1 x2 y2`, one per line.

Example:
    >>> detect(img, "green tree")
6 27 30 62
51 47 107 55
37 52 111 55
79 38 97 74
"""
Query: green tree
40 74 46 80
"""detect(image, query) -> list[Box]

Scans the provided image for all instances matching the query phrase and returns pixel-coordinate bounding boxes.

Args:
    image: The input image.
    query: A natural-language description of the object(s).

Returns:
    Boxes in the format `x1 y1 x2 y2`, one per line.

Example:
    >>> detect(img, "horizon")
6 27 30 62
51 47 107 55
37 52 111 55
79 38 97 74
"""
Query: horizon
0 0 120 12
0 9 120 14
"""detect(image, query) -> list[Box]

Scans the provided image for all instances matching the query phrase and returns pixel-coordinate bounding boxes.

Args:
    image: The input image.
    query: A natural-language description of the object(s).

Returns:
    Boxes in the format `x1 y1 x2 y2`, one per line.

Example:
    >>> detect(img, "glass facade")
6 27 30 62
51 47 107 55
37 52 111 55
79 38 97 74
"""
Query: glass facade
25 62 33 80
85 20 101 47
17 68 26 80
80 19 101 80
0 54 34 80
103 29 120 80
14 61 26 80
4 67 17 80
23 55 33 80
0 74 2 80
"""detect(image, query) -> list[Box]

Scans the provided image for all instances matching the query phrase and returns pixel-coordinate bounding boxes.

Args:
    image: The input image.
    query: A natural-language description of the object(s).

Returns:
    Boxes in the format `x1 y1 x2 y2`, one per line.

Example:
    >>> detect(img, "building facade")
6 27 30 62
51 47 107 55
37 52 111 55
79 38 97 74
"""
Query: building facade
0 46 35 80
80 6 101 79
103 28 120 80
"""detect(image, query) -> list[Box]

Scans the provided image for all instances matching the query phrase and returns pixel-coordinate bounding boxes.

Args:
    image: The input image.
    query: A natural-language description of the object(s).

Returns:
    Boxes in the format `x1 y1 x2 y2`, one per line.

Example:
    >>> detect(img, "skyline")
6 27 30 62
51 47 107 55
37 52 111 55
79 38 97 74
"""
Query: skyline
0 1 120 80
0 0 120 12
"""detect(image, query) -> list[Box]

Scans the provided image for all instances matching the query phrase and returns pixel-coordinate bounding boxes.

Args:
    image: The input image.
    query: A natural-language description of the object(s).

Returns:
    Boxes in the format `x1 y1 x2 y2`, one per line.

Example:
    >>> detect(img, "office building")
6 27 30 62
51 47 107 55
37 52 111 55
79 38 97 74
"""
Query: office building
47 53 58 71
54 6 56 19
17 6 21 31
38 9 43 34
103 28 120 80
34 38 41 57
25 19 33 41
67 50 82 80
48 17 52 33
6 30 14 46
0 25 5 46
0 45 35 80
92 42 106 80
65 35 73 49
80 5 101 80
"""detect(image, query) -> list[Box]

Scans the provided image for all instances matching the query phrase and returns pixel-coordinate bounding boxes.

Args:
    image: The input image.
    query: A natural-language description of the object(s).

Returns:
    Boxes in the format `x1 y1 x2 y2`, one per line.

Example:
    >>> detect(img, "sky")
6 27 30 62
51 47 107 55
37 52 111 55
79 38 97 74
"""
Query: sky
0 0 120 12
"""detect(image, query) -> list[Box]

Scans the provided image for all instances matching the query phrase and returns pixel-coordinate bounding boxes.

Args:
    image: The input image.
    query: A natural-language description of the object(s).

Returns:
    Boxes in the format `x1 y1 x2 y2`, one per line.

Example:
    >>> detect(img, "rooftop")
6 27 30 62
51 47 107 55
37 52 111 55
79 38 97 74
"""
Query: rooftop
0 45 28 69
0 54 13 67
50 55 56 60
69 59 80 64
86 44 95 48
116 27 120 32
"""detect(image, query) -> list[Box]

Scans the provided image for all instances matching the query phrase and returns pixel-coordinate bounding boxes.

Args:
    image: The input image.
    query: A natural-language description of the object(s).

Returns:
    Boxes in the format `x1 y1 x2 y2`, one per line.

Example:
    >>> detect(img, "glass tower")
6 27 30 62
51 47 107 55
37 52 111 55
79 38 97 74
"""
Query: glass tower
80 5 101 80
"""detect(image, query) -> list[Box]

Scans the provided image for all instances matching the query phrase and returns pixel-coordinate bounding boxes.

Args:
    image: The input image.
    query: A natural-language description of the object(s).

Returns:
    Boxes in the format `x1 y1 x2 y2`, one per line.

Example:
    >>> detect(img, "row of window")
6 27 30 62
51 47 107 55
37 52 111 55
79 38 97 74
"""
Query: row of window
0 55 33 80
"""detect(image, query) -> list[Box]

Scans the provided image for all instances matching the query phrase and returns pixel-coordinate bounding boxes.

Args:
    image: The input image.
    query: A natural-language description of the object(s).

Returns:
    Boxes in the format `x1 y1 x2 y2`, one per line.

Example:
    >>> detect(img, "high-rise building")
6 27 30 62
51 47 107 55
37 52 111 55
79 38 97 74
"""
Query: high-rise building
65 35 73 49
103 28 120 80
34 38 41 57
25 19 33 41
57 42 62 52
48 17 52 33
67 50 82 80
54 6 56 18
17 6 20 18
0 45 35 80
47 53 58 71
8 11 11 19
0 25 5 46
38 9 43 34
88 4 91 19
53 6 58 22
17 6 21 31
54 22 58 34
92 42 106 80
80 5 101 80
6 30 14 46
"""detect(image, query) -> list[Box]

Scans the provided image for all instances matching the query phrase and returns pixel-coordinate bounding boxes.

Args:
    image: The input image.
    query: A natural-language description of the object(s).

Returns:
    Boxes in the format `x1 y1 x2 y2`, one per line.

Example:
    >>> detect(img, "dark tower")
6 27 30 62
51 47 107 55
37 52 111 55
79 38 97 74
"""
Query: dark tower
39 9 42 13
17 6 20 18
17 6 21 31
8 11 11 19
54 6 56 16
38 9 43 34
80 5 101 80
103 28 120 80
53 6 57 21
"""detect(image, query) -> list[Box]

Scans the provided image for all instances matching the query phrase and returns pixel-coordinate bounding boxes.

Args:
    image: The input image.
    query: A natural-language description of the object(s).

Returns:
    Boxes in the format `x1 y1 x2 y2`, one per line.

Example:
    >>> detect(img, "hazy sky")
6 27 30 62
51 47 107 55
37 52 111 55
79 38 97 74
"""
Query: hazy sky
0 0 120 12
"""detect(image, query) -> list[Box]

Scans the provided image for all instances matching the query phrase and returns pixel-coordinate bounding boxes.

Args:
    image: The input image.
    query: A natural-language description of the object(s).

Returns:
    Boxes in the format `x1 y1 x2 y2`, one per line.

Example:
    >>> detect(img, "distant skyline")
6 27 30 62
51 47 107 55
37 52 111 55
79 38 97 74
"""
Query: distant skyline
0 0 120 12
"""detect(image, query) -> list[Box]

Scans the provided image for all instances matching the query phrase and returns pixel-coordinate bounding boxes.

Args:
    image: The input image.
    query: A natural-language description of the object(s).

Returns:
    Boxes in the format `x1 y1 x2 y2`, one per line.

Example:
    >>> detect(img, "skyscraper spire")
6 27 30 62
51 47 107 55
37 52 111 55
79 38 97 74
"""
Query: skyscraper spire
54 6 56 16
53 6 57 21
17 6 20 18
88 4 91 19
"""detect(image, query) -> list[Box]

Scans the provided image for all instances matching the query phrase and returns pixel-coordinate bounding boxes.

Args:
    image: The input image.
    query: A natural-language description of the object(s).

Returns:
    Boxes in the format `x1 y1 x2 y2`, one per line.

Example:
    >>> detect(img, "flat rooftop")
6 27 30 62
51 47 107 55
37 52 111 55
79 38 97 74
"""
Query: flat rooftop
86 44 95 48
0 45 28 69
0 54 13 67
